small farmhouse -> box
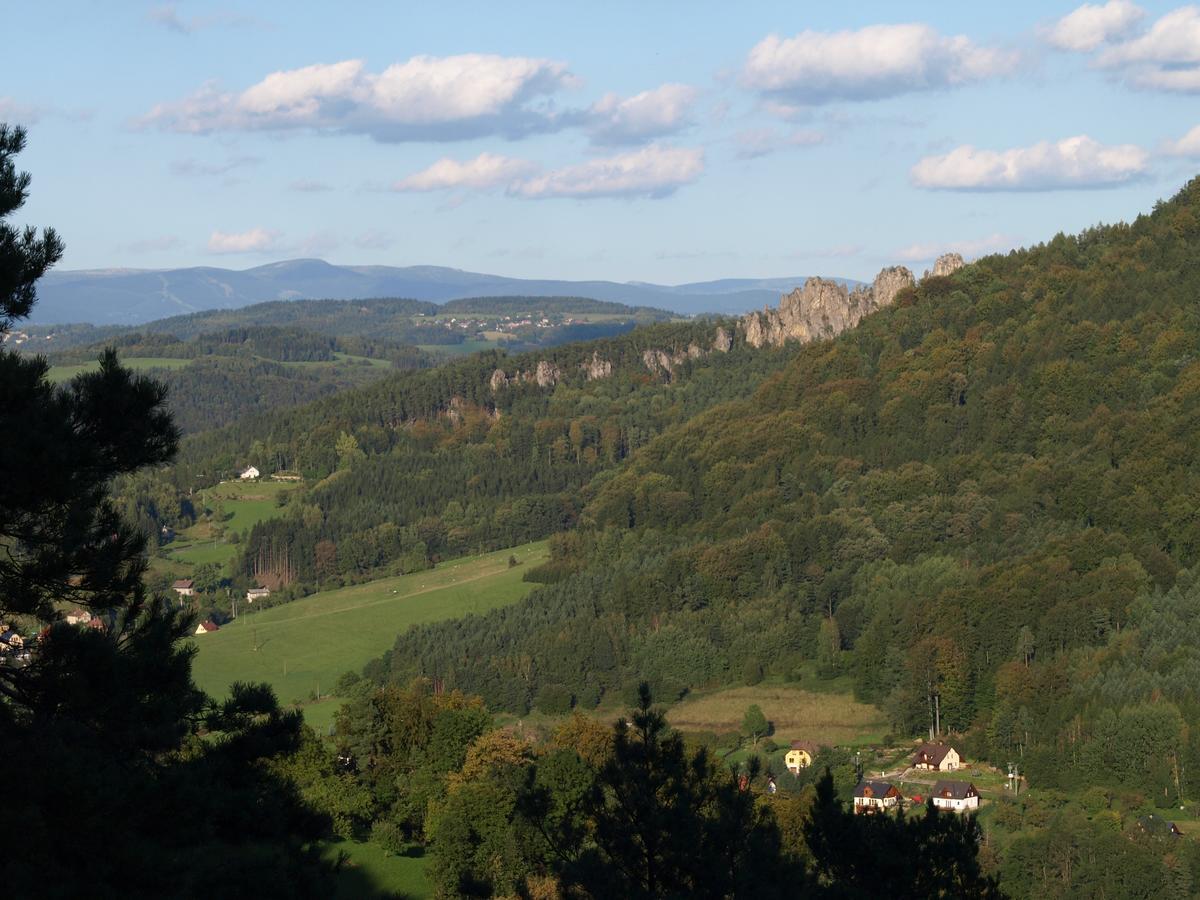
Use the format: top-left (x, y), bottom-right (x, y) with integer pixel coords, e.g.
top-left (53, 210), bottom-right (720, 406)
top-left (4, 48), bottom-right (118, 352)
top-left (172, 579), bottom-right (194, 598)
top-left (194, 620), bottom-right (220, 635)
top-left (785, 740), bottom-right (821, 774)
top-left (1136, 815), bottom-right (1184, 837)
top-left (239, 465), bottom-right (260, 480)
top-left (931, 780), bottom-right (979, 812)
top-left (65, 609), bottom-right (91, 626)
top-left (246, 586), bottom-right (271, 603)
top-left (853, 780), bottom-right (901, 814)
top-left (912, 742), bottom-right (961, 771)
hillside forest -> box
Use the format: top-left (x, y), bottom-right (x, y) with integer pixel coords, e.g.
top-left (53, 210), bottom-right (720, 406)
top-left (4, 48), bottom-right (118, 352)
top-left (11, 108), bottom-right (1200, 896)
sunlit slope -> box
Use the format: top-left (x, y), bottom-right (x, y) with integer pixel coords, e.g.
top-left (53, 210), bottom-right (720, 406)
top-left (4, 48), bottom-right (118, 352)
top-left (191, 541), bottom-right (547, 703)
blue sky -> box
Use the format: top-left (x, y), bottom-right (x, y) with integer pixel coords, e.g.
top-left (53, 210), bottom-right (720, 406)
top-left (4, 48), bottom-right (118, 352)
top-left (6, 1), bottom-right (1200, 283)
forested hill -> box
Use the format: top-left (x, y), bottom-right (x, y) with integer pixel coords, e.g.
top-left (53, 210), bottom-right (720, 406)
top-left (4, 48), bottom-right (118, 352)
top-left (373, 177), bottom-right (1200, 787)
top-left (125, 315), bottom-right (790, 586)
top-left (13, 294), bottom-right (674, 351)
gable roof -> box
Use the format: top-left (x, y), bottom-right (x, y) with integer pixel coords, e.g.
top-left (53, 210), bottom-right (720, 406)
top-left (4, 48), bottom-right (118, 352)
top-left (172, 579), bottom-right (194, 589)
top-left (932, 780), bottom-right (977, 800)
top-left (1136, 814), bottom-right (1183, 837)
top-left (913, 743), bottom-right (955, 765)
top-left (788, 740), bottom-right (822, 755)
top-left (198, 619), bottom-right (220, 632)
top-left (853, 779), bottom-right (899, 800)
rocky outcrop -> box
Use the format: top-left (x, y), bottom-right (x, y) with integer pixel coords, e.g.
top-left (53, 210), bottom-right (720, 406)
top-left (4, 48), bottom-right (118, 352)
top-left (924, 252), bottom-right (965, 280)
top-left (492, 326), bottom-right (737, 393)
top-left (489, 360), bottom-right (562, 391)
top-left (581, 351), bottom-right (613, 381)
top-left (712, 327), bottom-right (732, 353)
top-left (533, 360), bottom-right (560, 388)
top-left (740, 265), bottom-right (916, 350)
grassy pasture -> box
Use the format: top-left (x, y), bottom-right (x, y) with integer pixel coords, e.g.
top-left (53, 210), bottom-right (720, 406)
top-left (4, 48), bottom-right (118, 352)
top-left (45, 356), bottom-right (192, 382)
top-left (323, 839), bottom-right (431, 899)
top-left (190, 541), bottom-right (547, 703)
top-left (162, 480), bottom-right (295, 576)
top-left (666, 682), bottom-right (888, 747)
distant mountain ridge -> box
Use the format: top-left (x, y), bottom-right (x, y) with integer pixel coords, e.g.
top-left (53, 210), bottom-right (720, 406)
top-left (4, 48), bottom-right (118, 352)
top-left (34, 258), bottom-right (860, 325)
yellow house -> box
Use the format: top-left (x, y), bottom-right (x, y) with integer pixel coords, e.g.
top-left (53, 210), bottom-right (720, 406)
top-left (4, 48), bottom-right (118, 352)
top-left (785, 741), bottom-right (821, 774)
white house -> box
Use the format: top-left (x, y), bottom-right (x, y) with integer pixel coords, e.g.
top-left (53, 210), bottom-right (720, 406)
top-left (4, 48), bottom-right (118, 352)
top-left (912, 743), bottom-right (961, 772)
top-left (853, 780), bottom-right (901, 814)
top-left (246, 586), bottom-right (270, 603)
top-left (239, 466), bottom-right (260, 480)
top-left (194, 620), bottom-right (220, 636)
top-left (172, 578), bottom-right (195, 598)
top-left (931, 780), bottom-right (980, 813)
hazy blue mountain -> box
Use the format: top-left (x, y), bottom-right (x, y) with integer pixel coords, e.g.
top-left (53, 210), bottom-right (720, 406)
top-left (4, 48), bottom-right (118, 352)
top-left (33, 259), bottom-right (860, 324)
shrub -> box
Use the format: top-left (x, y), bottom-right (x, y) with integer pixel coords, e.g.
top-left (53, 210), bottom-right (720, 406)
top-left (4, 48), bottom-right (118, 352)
top-left (371, 820), bottom-right (407, 856)
top-left (535, 683), bottom-right (574, 715)
top-left (742, 657), bottom-right (764, 686)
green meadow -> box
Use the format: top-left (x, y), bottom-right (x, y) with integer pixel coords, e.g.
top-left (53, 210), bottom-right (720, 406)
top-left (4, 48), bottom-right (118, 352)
top-left (190, 541), bottom-right (548, 704)
top-left (45, 356), bottom-right (192, 382)
top-left (323, 839), bottom-right (431, 899)
top-left (163, 480), bottom-right (295, 574)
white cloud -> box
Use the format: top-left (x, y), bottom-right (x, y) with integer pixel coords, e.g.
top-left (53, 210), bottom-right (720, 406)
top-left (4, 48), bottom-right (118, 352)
top-left (1044, 1), bottom-right (1144, 51)
top-left (1096, 6), bottom-right (1200, 66)
top-left (1052, 6), bottom-right (1200, 93)
top-left (207, 227), bottom-right (282, 254)
top-left (1164, 123), bottom-right (1200, 156)
top-left (741, 24), bottom-right (1017, 105)
top-left (894, 233), bottom-right (1019, 263)
top-left (910, 135), bottom-right (1149, 191)
top-left (510, 144), bottom-right (704, 199)
top-left (140, 54), bottom-right (578, 141)
top-left (392, 153), bottom-right (536, 192)
top-left (735, 128), bottom-right (825, 159)
top-left (586, 83), bottom-right (698, 145)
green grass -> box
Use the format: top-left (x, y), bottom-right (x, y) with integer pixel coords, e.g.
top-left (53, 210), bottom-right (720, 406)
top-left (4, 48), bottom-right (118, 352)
top-left (323, 839), bottom-right (431, 899)
top-left (299, 698), bottom-right (345, 734)
top-left (206, 479), bottom-right (294, 534)
top-left (161, 481), bottom-right (296, 578)
top-left (190, 541), bottom-right (548, 703)
top-left (278, 352), bottom-right (393, 371)
top-left (168, 540), bottom-right (238, 567)
top-left (45, 356), bottom-right (192, 382)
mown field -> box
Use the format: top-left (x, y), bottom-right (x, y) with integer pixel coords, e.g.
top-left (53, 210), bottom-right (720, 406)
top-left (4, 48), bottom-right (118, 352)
top-left (191, 541), bottom-right (548, 704)
top-left (665, 682), bottom-right (888, 747)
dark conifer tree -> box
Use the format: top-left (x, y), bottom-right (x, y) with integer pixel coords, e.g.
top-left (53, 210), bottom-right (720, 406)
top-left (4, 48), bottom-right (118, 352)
top-left (0, 124), bottom-right (333, 897)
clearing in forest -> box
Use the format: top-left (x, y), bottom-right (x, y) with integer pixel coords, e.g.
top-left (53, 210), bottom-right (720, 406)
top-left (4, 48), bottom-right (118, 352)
top-left (666, 683), bottom-right (888, 747)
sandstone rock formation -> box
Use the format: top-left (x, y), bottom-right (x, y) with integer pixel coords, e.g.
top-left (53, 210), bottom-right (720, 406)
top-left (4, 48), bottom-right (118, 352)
top-left (581, 351), bottom-right (613, 381)
top-left (533, 360), bottom-right (560, 388)
top-left (924, 252), bottom-right (965, 280)
top-left (489, 360), bottom-right (562, 391)
top-left (740, 266), bottom-right (916, 350)
top-left (712, 327), bottom-right (733, 353)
